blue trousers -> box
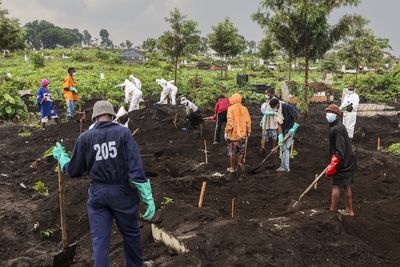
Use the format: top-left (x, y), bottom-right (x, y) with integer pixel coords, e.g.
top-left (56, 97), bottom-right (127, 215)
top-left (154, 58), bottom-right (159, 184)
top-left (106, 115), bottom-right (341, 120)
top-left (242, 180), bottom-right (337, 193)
top-left (67, 100), bottom-right (75, 118)
top-left (87, 184), bottom-right (143, 267)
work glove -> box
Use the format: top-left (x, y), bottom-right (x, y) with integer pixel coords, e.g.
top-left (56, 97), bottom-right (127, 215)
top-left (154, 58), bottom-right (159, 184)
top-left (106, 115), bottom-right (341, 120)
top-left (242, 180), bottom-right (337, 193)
top-left (263, 111), bottom-right (276, 116)
top-left (326, 155), bottom-right (341, 177)
top-left (131, 179), bottom-right (156, 221)
top-left (345, 103), bottom-right (353, 112)
top-left (247, 132), bottom-right (251, 137)
top-left (70, 87), bottom-right (78, 94)
top-left (210, 115), bottom-right (216, 122)
top-left (288, 122), bottom-right (300, 137)
top-left (259, 115), bottom-right (266, 127)
top-left (52, 142), bottom-right (71, 172)
top-left (278, 133), bottom-right (284, 145)
top-left (224, 132), bottom-right (228, 140)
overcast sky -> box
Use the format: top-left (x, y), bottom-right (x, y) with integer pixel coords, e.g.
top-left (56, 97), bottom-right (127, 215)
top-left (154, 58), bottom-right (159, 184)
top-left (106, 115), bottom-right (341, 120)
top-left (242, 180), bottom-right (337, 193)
top-left (3, 0), bottom-right (399, 55)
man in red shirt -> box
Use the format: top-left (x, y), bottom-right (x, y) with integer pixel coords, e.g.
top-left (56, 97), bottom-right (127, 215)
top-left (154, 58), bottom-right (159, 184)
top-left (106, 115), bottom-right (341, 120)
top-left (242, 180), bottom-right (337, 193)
top-left (211, 95), bottom-right (230, 144)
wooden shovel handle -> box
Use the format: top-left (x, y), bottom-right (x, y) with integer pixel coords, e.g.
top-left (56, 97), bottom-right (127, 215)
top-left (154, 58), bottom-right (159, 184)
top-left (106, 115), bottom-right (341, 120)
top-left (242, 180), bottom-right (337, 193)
top-left (297, 167), bottom-right (328, 202)
top-left (57, 164), bottom-right (68, 248)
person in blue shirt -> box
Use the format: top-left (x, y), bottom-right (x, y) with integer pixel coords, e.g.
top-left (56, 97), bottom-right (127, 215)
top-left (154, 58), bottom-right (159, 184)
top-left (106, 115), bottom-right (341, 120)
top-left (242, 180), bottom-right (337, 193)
top-left (52, 100), bottom-right (155, 267)
top-left (269, 98), bottom-right (300, 172)
top-left (36, 79), bottom-right (59, 129)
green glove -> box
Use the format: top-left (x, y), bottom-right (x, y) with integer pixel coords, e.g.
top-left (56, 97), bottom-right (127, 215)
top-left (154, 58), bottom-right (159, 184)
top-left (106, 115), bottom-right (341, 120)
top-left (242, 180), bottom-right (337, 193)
top-left (278, 133), bottom-right (284, 145)
top-left (132, 179), bottom-right (155, 221)
top-left (288, 122), bottom-right (300, 137)
top-left (263, 111), bottom-right (275, 116)
top-left (70, 87), bottom-right (78, 94)
top-left (259, 115), bottom-right (266, 127)
top-left (52, 142), bottom-right (71, 172)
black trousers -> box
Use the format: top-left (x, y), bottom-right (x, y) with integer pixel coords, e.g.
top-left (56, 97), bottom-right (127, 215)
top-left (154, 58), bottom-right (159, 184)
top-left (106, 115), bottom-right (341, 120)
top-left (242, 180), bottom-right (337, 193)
top-left (214, 111), bottom-right (227, 142)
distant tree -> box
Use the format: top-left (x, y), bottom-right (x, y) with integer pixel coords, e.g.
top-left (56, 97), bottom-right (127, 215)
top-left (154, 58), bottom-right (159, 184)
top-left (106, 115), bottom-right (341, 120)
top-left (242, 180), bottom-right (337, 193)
top-left (247, 40), bottom-right (257, 54)
top-left (208, 17), bottom-right (246, 78)
top-left (0, 1), bottom-right (24, 50)
top-left (83, 30), bottom-right (92, 46)
top-left (258, 35), bottom-right (275, 61)
top-left (337, 21), bottom-right (390, 79)
top-left (200, 36), bottom-right (208, 53)
top-left (99, 29), bottom-right (113, 49)
top-left (253, 0), bottom-right (363, 113)
top-left (24, 20), bottom-right (83, 49)
top-left (125, 40), bottom-right (133, 49)
top-left (120, 42), bottom-right (126, 48)
top-left (158, 8), bottom-right (201, 85)
top-left (142, 37), bottom-right (157, 52)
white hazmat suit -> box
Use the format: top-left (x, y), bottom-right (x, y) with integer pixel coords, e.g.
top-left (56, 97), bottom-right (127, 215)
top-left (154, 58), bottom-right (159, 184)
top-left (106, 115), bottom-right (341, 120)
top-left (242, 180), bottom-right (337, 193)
top-left (155, 78), bottom-right (178, 105)
top-left (116, 79), bottom-right (143, 112)
top-left (340, 90), bottom-right (360, 139)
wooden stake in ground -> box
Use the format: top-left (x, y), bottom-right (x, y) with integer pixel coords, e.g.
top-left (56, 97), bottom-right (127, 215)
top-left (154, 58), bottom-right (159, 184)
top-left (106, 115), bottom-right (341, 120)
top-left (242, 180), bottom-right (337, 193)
top-left (200, 124), bottom-right (203, 139)
top-left (198, 181), bottom-right (207, 208)
top-left (57, 164), bottom-right (68, 247)
top-left (231, 198), bottom-right (235, 218)
top-left (132, 128), bottom-right (139, 136)
top-left (290, 142), bottom-right (295, 158)
top-left (173, 114), bottom-right (178, 129)
top-left (204, 139), bottom-right (208, 164)
top-left (377, 137), bottom-right (381, 150)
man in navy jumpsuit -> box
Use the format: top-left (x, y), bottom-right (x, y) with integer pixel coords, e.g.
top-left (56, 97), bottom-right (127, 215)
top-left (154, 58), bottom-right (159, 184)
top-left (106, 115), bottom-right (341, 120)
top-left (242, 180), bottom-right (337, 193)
top-left (53, 101), bottom-right (155, 267)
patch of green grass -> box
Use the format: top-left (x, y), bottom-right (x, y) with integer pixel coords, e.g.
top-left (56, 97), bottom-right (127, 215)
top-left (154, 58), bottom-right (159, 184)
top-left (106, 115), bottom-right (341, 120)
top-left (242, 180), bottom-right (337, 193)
top-left (40, 228), bottom-right (55, 238)
top-left (18, 129), bottom-right (32, 137)
top-left (385, 143), bottom-right (400, 157)
top-left (32, 181), bottom-right (49, 196)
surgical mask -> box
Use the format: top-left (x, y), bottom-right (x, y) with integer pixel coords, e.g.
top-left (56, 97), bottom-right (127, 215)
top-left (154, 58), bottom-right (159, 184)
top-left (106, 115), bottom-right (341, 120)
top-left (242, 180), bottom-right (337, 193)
top-left (326, 113), bottom-right (337, 123)
top-left (72, 72), bottom-right (77, 76)
top-left (348, 90), bottom-right (354, 95)
top-left (266, 95), bottom-right (272, 100)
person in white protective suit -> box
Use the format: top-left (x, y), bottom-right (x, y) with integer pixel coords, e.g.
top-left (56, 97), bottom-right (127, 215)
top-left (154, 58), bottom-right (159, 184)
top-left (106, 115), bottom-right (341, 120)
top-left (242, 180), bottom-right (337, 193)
top-left (116, 78), bottom-right (143, 112)
top-left (166, 80), bottom-right (178, 105)
top-left (129, 75), bottom-right (144, 103)
top-left (180, 97), bottom-right (202, 129)
top-left (155, 79), bottom-right (170, 104)
top-left (340, 86), bottom-right (360, 140)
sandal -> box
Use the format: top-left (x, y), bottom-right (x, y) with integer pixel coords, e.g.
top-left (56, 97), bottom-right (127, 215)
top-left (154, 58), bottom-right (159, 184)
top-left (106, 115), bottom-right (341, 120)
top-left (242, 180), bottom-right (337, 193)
top-left (338, 209), bottom-right (355, 217)
top-left (226, 167), bottom-right (235, 174)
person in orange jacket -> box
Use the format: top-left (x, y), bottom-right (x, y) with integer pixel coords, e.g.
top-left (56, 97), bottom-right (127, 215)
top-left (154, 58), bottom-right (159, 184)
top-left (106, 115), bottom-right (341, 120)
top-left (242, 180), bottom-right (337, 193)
top-left (224, 93), bottom-right (251, 174)
top-left (63, 67), bottom-right (79, 121)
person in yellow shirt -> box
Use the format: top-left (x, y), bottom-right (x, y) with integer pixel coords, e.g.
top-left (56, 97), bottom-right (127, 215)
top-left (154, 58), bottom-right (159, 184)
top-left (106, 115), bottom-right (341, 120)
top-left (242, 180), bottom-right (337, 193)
top-left (224, 93), bottom-right (251, 174)
top-left (63, 67), bottom-right (79, 121)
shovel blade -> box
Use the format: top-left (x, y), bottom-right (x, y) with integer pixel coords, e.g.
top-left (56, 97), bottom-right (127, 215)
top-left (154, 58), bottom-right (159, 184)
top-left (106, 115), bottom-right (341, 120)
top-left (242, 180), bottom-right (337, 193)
top-left (53, 242), bottom-right (77, 267)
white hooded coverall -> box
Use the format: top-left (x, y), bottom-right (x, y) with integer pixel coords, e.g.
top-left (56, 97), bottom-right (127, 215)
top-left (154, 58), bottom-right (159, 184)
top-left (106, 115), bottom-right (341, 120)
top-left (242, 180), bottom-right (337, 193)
top-left (117, 79), bottom-right (143, 112)
top-left (340, 91), bottom-right (360, 139)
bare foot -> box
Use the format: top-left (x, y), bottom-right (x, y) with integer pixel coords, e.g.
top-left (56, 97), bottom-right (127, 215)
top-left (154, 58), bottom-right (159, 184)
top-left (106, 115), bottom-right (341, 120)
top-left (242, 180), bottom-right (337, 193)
top-left (338, 209), bottom-right (355, 216)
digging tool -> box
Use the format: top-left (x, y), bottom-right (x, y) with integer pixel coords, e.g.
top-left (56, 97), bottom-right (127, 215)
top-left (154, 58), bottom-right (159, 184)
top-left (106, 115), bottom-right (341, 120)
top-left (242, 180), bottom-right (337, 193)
top-left (132, 128), bottom-right (139, 136)
top-left (250, 135), bottom-right (290, 174)
top-left (197, 181), bottom-right (207, 208)
top-left (141, 151), bottom-right (164, 158)
top-left (289, 167), bottom-right (329, 210)
top-left (54, 164), bottom-right (77, 266)
top-left (78, 111), bottom-right (86, 134)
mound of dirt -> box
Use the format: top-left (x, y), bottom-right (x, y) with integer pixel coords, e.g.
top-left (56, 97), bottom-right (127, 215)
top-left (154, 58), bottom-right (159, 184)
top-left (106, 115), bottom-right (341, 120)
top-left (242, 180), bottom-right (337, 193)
top-left (0, 99), bottom-right (399, 266)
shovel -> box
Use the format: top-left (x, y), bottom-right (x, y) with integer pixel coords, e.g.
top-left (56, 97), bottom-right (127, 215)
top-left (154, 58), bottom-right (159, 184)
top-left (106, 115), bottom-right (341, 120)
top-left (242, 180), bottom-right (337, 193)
top-left (250, 135), bottom-right (290, 174)
top-left (288, 166), bottom-right (328, 211)
top-left (54, 164), bottom-right (77, 266)
top-left (141, 151), bottom-right (164, 158)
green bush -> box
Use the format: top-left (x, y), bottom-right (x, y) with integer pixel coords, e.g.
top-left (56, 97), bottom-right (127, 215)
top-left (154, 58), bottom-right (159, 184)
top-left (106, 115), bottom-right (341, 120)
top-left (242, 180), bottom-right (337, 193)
top-left (31, 54), bottom-right (45, 68)
top-left (385, 143), bottom-right (400, 157)
top-left (95, 51), bottom-right (110, 60)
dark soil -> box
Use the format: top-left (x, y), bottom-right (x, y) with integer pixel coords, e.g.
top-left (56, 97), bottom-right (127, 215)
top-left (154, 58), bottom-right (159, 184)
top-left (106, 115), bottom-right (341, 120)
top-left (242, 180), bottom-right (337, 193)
top-left (1, 98), bottom-right (400, 267)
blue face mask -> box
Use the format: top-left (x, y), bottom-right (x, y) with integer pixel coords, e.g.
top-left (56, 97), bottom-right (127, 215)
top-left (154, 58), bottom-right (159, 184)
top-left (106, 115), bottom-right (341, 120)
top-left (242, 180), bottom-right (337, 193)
top-left (326, 113), bottom-right (337, 123)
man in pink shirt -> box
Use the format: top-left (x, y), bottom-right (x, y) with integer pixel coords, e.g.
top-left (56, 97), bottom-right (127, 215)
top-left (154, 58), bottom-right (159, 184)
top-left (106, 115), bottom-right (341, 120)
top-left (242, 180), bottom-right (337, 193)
top-left (211, 95), bottom-right (230, 144)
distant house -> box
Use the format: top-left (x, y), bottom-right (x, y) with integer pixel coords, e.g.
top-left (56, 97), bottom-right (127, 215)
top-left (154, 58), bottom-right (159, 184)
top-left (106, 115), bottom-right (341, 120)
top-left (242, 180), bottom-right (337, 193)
top-left (120, 49), bottom-right (146, 63)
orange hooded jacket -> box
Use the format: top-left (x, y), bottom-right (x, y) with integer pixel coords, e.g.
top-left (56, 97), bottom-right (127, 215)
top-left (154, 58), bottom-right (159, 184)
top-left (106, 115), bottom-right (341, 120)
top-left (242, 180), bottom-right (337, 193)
top-left (225, 93), bottom-right (251, 141)
top-left (62, 74), bottom-right (79, 101)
